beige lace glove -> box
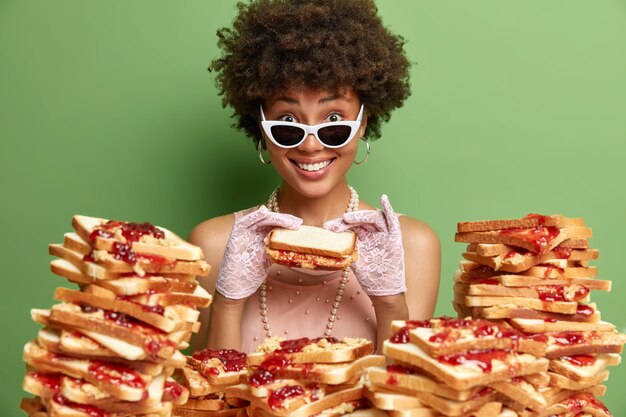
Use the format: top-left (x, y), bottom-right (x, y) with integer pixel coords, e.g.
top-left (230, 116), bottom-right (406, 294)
top-left (324, 195), bottom-right (406, 296)
top-left (216, 206), bottom-right (302, 299)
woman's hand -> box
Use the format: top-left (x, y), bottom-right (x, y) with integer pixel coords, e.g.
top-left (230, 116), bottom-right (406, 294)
top-left (216, 206), bottom-right (302, 299)
top-left (324, 195), bottom-right (406, 296)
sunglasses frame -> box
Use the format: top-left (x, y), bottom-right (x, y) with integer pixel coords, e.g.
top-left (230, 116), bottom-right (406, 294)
top-left (260, 104), bottom-right (365, 149)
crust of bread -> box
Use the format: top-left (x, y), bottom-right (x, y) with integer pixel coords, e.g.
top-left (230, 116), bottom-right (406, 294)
top-left (454, 303), bottom-right (601, 323)
top-left (462, 248), bottom-right (599, 273)
top-left (453, 270), bottom-right (611, 291)
top-left (393, 322), bottom-right (547, 357)
top-left (457, 215), bottom-right (585, 233)
top-left (23, 340), bottom-right (152, 402)
top-left (54, 287), bottom-right (195, 333)
top-left (538, 391), bottom-right (611, 417)
top-left (455, 227), bottom-right (592, 254)
top-left (73, 214), bottom-right (204, 261)
top-left (544, 331), bottom-right (626, 359)
top-left (51, 258), bottom-right (198, 295)
top-left (548, 353), bottom-right (621, 381)
top-left (366, 366), bottom-right (482, 401)
top-left (454, 282), bottom-right (591, 304)
top-left (548, 370), bottom-right (609, 390)
top-left (186, 358), bottom-right (248, 386)
top-left (268, 226), bottom-right (356, 258)
top-left (254, 355), bottom-right (385, 385)
top-left (173, 407), bottom-right (248, 417)
top-left (266, 247), bottom-right (357, 270)
top-left (366, 383), bottom-right (497, 417)
top-left (235, 383), bottom-right (364, 417)
top-left (382, 341), bottom-right (549, 390)
top-left (489, 378), bottom-right (546, 412)
top-left (47, 303), bottom-right (187, 361)
top-left (455, 294), bottom-right (578, 315)
top-left (467, 239), bottom-right (589, 257)
top-left (249, 338), bottom-right (374, 366)
top-left (63, 233), bottom-right (210, 276)
top-left (509, 318), bottom-right (615, 333)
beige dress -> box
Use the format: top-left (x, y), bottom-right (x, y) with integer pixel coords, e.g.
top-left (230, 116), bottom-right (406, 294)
top-left (235, 209), bottom-right (377, 353)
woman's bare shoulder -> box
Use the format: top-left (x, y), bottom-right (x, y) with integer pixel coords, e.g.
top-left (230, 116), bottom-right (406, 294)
top-left (188, 213), bottom-right (236, 256)
top-left (398, 216), bottom-right (440, 250)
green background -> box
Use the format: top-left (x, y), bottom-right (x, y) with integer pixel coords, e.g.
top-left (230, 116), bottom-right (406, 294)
top-left (1, 0), bottom-right (625, 414)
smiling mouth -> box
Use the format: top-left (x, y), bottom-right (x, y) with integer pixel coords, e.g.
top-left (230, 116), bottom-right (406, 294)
top-left (292, 159), bottom-right (335, 172)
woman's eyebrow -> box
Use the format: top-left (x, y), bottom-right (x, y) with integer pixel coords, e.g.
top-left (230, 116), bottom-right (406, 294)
top-left (319, 94), bottom-right (351, 104)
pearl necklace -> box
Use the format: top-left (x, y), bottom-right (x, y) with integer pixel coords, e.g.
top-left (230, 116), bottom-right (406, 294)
top-left (261, 185), bottom-right (359, 338)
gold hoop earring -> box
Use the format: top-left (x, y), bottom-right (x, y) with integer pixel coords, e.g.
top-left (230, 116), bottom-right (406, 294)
top-left (257, 140), bottom-right (271, 165)
top-left (354, 138), bottom-right (370, 165)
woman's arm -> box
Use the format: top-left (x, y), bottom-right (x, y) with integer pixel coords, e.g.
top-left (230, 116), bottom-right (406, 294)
top-left (187, 213), bottom-right (238, 352)
top-left (400, 216), bottom-right (441, 320)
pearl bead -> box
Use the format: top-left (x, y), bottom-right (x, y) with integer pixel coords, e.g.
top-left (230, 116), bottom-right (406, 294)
top-left (356, 290), bottom-right (361, 295)
top-left (288, 299), bottom-right (293, 304)
top-left (331, 308), bottom-right (338, 315)
top-left (298, 278), bottom-right (303, 283)
top-left (305, 310), bottom-right (309, 315)
top-left (276, 270), bottom-right (281, 275)
top-left (316, 297), bottom-right (320, 302)
top-left (337, 315), bottom-right (341, 320)
top-left (254, 336), bottom-right (258, 341)
top-left (295, 291), bottom-right (300, 295)
top-left (323, 280), bottom-right (328, 285)
top-left (284, 330), bottom-right (289, 335)
top-left (365, 317), bottom-right (370, 322)
top-left (326, 299), bottom-right (330, 303)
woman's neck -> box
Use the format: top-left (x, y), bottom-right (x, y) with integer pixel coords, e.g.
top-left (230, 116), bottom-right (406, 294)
top-left (275, 181), bottom-right (354, 227)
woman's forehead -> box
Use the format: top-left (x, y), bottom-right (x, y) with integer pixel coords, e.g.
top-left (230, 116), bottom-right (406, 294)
top-left (265, 87), bottom-right (358, 107)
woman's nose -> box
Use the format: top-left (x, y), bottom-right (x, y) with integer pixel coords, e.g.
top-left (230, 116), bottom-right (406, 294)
top-left (297, 133), bottom-right (324, 152)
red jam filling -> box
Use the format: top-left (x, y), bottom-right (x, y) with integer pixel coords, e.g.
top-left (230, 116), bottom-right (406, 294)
top-left (192, 349), bottom-right (247, 373)
top-left (577, 304), bottom-right (594, 316)
top-left (145, 338), bottom-right (176, 358)
top-left (438, 349), bottom-right (510, 373)
top-left (404, 320), bottom-right (432, 328)
top-left (112, 242), bottom-right (137, 264)
top-left (524, 213), bottom-right (549, 226)
top-left (268, 385), bottom-right (305, 410)
top-left (163, 380), bottom-right (185, 399)
top-left (544, 317), bottom-right (558, 323)
top-left (276, 337), bottom-right (338, 354)
top-left (553, 246), bottom-right (573, 259)
top-left (475, 278), bottom-right (500, 285)
top-left (115, 295), bottom-right (165, 315)
top-left (387, 364), bottom-right (418, 375)
top-left (28, 372), bottom-right (61, 391)
top-left (500, 226), bottom-right (560, 254)
top-left (537, 285), bottom-right (589, 302)
top-left (90, 220), bottom-right (164, 243)
top-left (552, 332), bottom-right (585, 346)
top-left (563, 355), bottom-right (597, 367)
top-left (87, 361), bottom-right (146, 389)
top-left (565, 392), bottom-right (611, 415)
top-left (249, 370), bottom-right (276, 387)
top-left (504, 250), bottom-right (517, 259)
top-left (53, 394), bottom-right (109, 417)
top-left (390, 327), bottom-right (410, 344)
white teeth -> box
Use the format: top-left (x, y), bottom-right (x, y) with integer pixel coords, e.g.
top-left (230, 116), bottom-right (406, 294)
top-left (296, 160), bottom-right (332, 172)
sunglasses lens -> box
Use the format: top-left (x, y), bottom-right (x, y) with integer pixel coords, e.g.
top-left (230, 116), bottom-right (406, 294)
top-left (271, 125), bottom-right (305, 147)
top-left (318, 125), bottom-right (352, 147)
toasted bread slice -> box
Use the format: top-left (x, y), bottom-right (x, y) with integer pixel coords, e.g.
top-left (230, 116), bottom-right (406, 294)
top-left (548, 353), bottom-right (621, 381)
top-left (268, 225), bottom-right (356, 258)
top-left (229, 383), bottom-right (363, 417)
top-left (63, 232), bottom-right (210, 276)
top-left (366, 365), bottom-right (482, 401)
top-left (548, 370), bottom-right (609, 390)
top-left (382, 340), bottom-right (548, 390)
top-left (73, 214), bottom-right (204, 261)
top-left (453, 270), bottom-right (611, 291)
top-left (454, 282), bottom-right (591, 303)
top-left (509, 318), bottom-right (615, 333)
top-left (390, 318), bottom-right (546, 357)
top-left (187, 349), bottom-right (248, 385)
top-left (489, 377), bottom-right (546, 412)
top-left (366, 383), bottom-right (497, 417)
top-left (462, 248), bottom-right (598, 273)
top-left (456, 294), bottom-right (578, 315)
top-left (174, 366), bottom-right (230, 398)
top-left (457, 303), bottom-right (601, 323)
top-left (249, 337), bottom-right (374, 365)
top-left (47, 303), bottom-right (188, 361)
top-left (544, 331), bottom-right (626, 358)
top-left (455, 227), bottom-right (592, 254)
top-left (51, 258), bottom-right (198, 295)
top-left (54, 287), bottom-right (195, 333)
top-left (251, 355), bottom-right (385, 385)
top-left (24, 340), bottom-right (153, 402)
top-left (539, 391), bottom-right (611, 417)
top-left (457, 215), bottom-right (585, 233)
top-left (173, 407), bottom-right (248, 417)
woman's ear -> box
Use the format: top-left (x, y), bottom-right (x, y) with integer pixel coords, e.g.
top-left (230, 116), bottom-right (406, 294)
top-left (358, 113), bottom-right (368, 138)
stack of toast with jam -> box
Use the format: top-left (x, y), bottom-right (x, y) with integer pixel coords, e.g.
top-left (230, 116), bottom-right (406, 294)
top-left (226, 336), bottom-right (385, 417)
top-left (451, 214), bottom-right (625, 416)
top-left (20, 215), bottom-right (212, 417)
top-left (173, 349), bottom-right (249, 417)
top-left (366, 317), bottom-right (549, 417)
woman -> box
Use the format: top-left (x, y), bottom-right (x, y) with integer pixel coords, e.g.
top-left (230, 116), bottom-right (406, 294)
top-left (189, 0), bottom-right (440, 353)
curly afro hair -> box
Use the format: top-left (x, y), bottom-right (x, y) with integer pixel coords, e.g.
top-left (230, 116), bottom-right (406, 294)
top-left (210, 0), bottom-right (411, 143)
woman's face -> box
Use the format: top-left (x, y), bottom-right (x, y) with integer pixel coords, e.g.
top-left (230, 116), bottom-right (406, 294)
top-left (261, 88), bottom-right (366, 198)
